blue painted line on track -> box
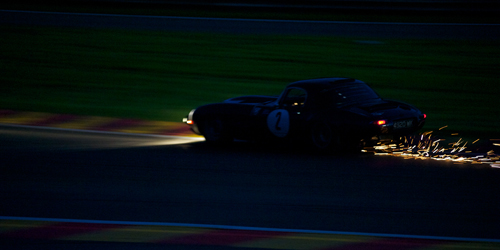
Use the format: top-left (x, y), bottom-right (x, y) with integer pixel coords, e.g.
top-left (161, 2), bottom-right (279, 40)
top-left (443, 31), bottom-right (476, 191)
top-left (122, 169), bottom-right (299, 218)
top-left (2, 216), bottom-right (499, 243)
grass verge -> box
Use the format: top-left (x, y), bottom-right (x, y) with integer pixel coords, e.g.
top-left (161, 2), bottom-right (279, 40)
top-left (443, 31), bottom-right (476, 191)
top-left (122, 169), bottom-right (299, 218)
top-left (0, 25), bottom-right (499, 138)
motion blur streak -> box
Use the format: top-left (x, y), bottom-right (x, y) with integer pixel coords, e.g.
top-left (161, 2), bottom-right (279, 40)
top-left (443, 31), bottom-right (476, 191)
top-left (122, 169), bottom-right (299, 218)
top-left (0, 124), bottom-right (203, 151)
top-left (136, 136), bottom-right (204, 147)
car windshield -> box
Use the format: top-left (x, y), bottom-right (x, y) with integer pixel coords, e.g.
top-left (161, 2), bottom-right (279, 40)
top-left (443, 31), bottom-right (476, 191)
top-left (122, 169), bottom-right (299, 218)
top-left (322, 83), bottom-right (380, 105)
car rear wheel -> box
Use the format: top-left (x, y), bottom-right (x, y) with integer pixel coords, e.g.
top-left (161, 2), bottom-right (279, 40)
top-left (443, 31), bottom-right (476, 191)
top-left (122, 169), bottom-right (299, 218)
top-left (201, 118), bottom-right (232, 144)
top-left (310, 121), bottom-right (337, 150)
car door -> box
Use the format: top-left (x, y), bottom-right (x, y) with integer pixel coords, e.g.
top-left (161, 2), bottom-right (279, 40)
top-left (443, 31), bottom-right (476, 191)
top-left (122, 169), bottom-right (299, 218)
top-left (266, 87), bottom-right (308, 138)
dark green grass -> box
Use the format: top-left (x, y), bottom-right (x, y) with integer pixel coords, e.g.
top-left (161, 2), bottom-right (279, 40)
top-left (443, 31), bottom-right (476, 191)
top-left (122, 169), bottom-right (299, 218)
top-left (1, 25), bottom-right (499, 138)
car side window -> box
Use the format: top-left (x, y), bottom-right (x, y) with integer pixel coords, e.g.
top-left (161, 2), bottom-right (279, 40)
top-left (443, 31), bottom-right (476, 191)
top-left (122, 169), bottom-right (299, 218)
top-left (282, 88), bottom-right (307, 108)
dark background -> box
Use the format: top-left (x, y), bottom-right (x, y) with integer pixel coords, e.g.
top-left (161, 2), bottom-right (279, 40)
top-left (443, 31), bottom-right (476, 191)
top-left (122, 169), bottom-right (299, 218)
top-left (3, 0), bottom-right (500, 23)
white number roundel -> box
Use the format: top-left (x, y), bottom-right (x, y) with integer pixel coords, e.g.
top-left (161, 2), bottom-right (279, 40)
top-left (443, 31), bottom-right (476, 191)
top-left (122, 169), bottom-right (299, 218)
top-left (267, 109), bottom-right (289, 138)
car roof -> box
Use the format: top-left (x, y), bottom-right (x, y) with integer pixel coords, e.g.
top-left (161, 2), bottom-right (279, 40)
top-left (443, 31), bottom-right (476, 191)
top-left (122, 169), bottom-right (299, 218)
top-left (286, 78), bottom-right (365, 91)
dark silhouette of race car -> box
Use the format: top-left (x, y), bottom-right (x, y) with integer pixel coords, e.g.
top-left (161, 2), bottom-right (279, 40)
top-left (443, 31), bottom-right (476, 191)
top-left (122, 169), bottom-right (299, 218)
top-left (183, 78), bottom-right (426, 151)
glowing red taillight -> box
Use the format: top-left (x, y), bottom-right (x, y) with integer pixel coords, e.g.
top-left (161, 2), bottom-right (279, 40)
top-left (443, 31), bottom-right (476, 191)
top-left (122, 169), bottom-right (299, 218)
top-left (377, 120), bottom-right (386, 125)
top-left (423, 114), bottom-right (427, 119)
top-left (186, 120), bottom-right (194, 125)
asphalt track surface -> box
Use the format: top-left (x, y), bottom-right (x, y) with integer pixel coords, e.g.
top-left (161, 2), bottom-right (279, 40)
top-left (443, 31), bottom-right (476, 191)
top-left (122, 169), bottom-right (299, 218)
top-left (1, 10), bottom-right (500, 249)
top-left (1, 9), bottom-right (500, 39)
top-left (1, 125), bottom-right (499, 240)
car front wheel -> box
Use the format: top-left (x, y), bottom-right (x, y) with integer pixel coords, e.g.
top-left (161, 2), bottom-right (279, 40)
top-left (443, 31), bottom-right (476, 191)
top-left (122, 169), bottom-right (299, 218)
top-left (201, 118), bottom-right (232, 144)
